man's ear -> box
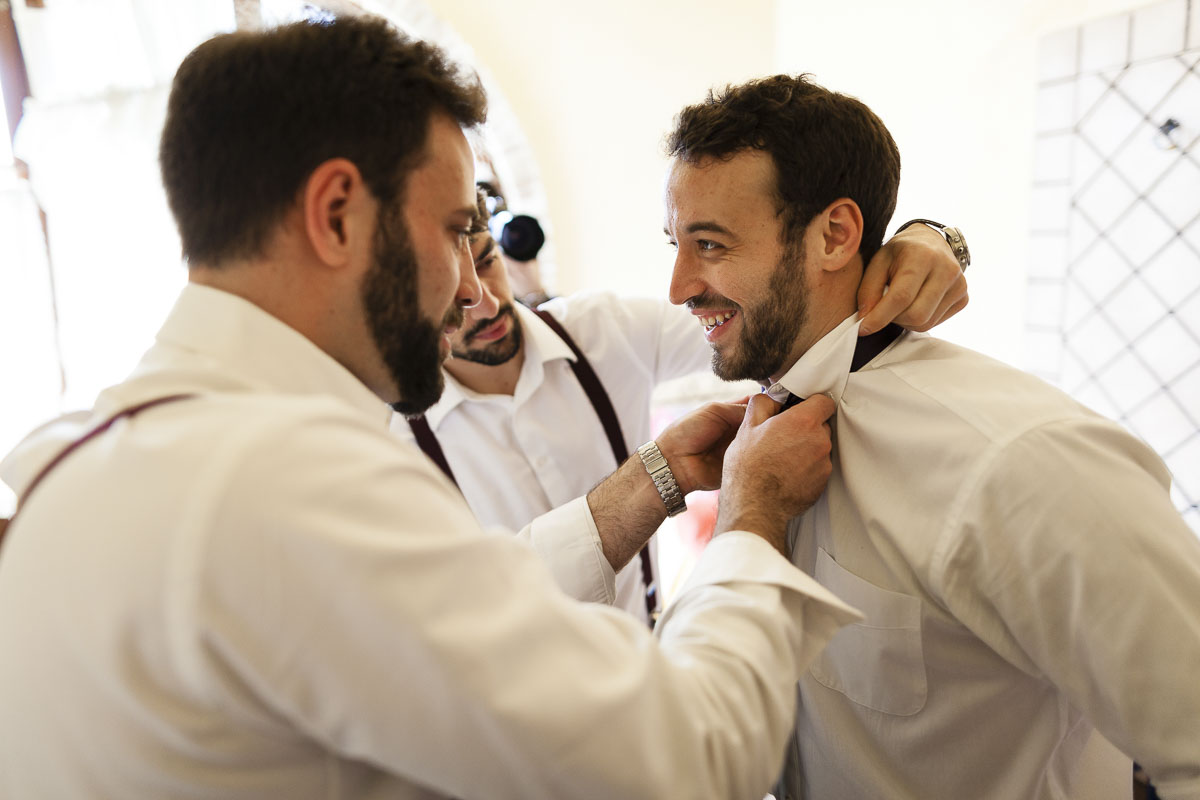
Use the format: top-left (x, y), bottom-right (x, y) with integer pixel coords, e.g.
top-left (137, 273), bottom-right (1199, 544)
top-left (817, 198), bottom-right (864, 273)
top-left (302, 157), bottom-right (373, 269)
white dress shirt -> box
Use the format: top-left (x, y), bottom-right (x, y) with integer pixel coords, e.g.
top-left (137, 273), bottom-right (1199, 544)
top-left (766, 314), bottom-right (1200, 800)
top-left (393, 293), bottom-right (711, 622)
top-left (0, 283), bottom-right (860, 800)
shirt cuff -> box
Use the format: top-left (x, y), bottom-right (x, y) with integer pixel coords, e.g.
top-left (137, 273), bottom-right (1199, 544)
top-left (516, 496), bottom-right (616, 605)
top-left (666, 531), bottom-right (863, 629)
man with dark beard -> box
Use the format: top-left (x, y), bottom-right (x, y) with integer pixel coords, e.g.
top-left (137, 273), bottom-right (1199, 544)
top-left (397, 189), bottom-right (970, 624)
top-left (0, 17), bottom-right (873, 800)
top-left (665, 74), bottom-right (1200, 800)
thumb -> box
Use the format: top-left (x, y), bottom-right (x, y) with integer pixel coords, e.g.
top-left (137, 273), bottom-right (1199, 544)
top-left (743, 393), bottom-right (782, 428)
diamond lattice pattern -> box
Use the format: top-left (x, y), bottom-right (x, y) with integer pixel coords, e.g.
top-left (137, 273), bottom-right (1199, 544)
top-left (1029, 8), bottom-right (1200, 533)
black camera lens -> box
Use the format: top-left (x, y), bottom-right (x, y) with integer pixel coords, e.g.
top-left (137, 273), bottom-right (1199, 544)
top-left (498, 214), bottom-right (545, 262)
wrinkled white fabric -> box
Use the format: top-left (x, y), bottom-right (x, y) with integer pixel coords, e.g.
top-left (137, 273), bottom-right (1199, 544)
top-left (772, 315), bottom-right (1200, 800)
top-left (0, 283), bottom-right (862, 800)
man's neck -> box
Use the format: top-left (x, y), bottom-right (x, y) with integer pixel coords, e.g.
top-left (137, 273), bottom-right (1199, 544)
top-left (443, 343), bottom-right (526, 397)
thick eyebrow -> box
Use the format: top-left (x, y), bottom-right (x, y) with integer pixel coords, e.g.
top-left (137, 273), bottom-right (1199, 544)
top-left (474, 236), bottom-right (496, 263)
top-left (663, 221), bottom-right (737, 238)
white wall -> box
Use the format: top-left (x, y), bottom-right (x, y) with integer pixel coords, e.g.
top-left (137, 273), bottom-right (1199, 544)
top-left (423, 0), bottom-right (776, 300)
top-left (428, 0), bottom-right (1162, 366)
top-left (775, 0), bottom-right (1162, 364)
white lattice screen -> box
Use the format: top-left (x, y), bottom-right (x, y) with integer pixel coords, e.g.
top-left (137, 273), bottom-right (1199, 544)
top-left (1027, 0), bottom-right (1200, 533)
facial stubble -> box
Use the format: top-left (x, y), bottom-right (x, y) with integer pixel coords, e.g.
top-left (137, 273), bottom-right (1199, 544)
top-left (710, 248), bottom-right (809, 382)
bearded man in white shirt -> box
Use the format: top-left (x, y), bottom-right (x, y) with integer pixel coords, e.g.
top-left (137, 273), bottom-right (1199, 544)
top-left (0, 20), bottom-right (875, 799)
top-left (397, 188), bottom-right (969, 624)
top-left (663, 74), bottom-right (1200, 800)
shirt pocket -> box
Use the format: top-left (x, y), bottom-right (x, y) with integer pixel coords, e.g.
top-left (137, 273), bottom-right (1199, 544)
top-left (808, 547), bottom-right (927, 716)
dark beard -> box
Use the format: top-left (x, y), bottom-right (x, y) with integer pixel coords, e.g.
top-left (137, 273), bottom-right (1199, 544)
top-left (361, 202), bottom-right (458, 417)
top-left (709, 249), bottom-right (808, 382)
top-left (451, 304), bottom-right (523, 366)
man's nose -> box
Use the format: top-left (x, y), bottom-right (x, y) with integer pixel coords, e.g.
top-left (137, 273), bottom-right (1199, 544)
top-left (471, 278), bottom-right (501, 320)
top-left (668, 250), bottom-right (703, 307)
top-left (456, 248), bottom-right (482, 309)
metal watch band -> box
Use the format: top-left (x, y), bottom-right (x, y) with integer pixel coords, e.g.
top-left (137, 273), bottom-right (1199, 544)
top-left (894, 218), bottom-right (971, 271)
top-left (637, 441), bottom-right (687, 517)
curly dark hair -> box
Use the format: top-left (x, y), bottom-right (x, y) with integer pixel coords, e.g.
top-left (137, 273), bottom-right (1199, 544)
top-left (666, 74), bottom-right (899, 264)
top-left (159, 15), bottom-right (487, 266)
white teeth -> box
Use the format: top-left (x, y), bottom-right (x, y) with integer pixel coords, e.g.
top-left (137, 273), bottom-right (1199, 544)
top-left (700, 311), bottom-right (735, 330)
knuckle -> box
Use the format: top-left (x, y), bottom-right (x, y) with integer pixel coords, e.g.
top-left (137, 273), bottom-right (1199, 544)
top-left (885, 284), bottom-right (916, 307)
top-left (908, 298), bottom-right (938, 322)
top-left (905, 313), bottom-right (936, 332)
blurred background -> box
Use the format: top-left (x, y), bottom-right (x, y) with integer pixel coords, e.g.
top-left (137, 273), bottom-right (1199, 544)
top-left (1, 0), bottom-right (1196, 546)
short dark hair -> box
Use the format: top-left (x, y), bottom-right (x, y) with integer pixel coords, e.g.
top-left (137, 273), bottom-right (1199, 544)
top-left (160, 15), bottom-right (487, 266)
top-left (666, 74), bottom-right (899, 264)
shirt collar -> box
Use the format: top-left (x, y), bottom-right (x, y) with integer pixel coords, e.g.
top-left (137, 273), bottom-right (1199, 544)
top-left (139, 283), bottom-right (390, 424)
top-left (762, 313), bottom-right (862, 405)
top-left (423, 303), bottom-right (576, 429)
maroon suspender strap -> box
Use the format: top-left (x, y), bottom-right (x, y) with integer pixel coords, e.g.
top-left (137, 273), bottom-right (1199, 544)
top-left (531, 310), bottom-right (631, 467)
top-left (406, 415), bottom-right (460, 491)
top-left (1, 393), bottom-right (197, 552)
top-left (532, 309), bottom-right (658, 621)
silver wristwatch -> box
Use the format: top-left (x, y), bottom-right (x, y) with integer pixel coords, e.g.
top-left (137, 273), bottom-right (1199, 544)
top-left (895, 218), bottom-right (970, 271)
top-left (637, 441), bottom-right (687, 517)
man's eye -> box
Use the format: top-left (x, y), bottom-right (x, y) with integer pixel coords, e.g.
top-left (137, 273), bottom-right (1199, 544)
top-left (666, 240), bottom-right (678, 250)
top-left (698, 240), bottom-right (720, 252)
top-left (475, 254), bottom-right (498, 270)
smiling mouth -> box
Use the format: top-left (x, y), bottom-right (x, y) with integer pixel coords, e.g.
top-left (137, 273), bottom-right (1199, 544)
top-left (698, 311), bottom-right (736, 332)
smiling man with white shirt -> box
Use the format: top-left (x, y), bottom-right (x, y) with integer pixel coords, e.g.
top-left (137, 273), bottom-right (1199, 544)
top-left (397, 189), bottom-right (969, 625)
top-left (664, 74), bottom-right (1200, 799)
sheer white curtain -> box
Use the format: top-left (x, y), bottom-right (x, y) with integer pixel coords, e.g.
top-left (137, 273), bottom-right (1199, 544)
top-left (0, 168), bottom-right (61, 512)
top-left (0, 1), bottom-right (234, 513)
